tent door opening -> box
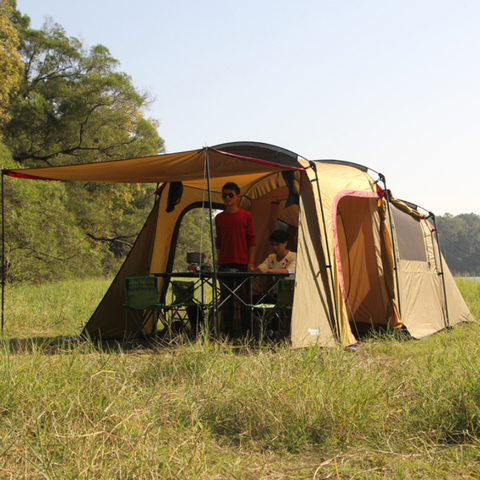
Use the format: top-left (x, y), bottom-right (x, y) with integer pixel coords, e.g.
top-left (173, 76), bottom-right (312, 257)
top-left (335, 195), bottom-right (392, 337)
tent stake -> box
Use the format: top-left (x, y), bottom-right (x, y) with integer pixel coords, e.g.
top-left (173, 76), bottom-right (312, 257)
top-left (309, 162), bottom-right (342, 343)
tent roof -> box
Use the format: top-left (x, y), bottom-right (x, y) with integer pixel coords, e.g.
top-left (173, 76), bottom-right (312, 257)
top-left (314, 159), bottom-right (371, 173)
top-left (212, 141), bottom-right (302, 167)
top-left (3, 146), bottom-right (304, 185)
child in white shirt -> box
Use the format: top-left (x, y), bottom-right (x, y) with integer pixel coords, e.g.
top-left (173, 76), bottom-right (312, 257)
top-left (255, 230), bottom-right (296, 278)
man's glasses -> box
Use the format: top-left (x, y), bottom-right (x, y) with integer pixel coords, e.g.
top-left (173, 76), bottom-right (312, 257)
top-left (222, 192), bottom-right (235, 199)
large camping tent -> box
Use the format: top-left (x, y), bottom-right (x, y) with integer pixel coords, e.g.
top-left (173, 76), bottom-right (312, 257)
top-left (3, 142), bottom-right (473, 347)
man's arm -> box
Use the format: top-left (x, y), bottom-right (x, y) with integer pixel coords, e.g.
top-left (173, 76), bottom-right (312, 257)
top-left (247, 245), bottom-right (256, 272)
top-left (246, 212), bottom-right (256, 272)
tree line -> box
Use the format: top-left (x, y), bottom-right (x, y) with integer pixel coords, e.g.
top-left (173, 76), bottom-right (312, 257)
top-left (436, 213), bottom-right (480, 276)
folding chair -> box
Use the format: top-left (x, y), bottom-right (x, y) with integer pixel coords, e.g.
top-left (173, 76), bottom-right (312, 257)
top-left (248, 279), bottom-right (295, 341)
top-left (123, 276), bottom-right (182, 347)
top-left (170, 280), bottom-right (204, 337)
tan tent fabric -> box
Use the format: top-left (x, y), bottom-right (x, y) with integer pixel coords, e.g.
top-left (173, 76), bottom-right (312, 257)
top-left (443, 258), bottom-right (474, 326)
top-left (84, 200), bottom-right (161, 339)
top-left (390, 197), bottom-right (426, 221)
top-left (6, 148), bottom-right (300, 184)
top-left (4, 143), bottom-right (472, 347)
top-left (310, 164), bottom-right (381, 346)
top-left (292, 173), bottom-right (337, 347)
top-left (379, 200), bottom-right (403, 329)
top-left (149, 185), bottom-right (207, 277)
top-left (391, 204), bottom-right (472, 337)
top-left (396, 260), bottom-right (447, 337)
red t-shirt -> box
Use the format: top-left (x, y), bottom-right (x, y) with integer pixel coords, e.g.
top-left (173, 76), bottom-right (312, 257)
top-left (215, 208), bottom-right (256, 265)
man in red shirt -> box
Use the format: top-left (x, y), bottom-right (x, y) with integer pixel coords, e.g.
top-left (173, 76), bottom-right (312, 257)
top-left (215, 182), bottom-right (256, 337)
top-left (215, 182), bottom-right (256, 270)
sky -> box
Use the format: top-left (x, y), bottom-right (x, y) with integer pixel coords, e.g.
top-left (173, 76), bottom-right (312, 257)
top-left (16, 0), bottom-right (480, 215)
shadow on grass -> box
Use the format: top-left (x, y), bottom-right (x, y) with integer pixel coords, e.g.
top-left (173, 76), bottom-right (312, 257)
top-left (0, 328), bottom-right (412, 355)
top-left (7, 322), bottom-right (464, 356)
top-left (0, 335), bottom-right (127, 354)
top-left (0, 333), bottom-right (265, 355)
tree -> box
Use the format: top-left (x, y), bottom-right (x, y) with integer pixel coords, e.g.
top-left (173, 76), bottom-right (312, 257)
top-left (1, 144), bottom-right (104, 283)
top-left (4, 11), bottom-right (163, 166)
top-left (0, 5), bottom-right (165, 283)
top-left (0, 0), bottom-right (22, 127)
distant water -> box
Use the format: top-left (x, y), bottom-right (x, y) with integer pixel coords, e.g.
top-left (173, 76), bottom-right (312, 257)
top-left (460, 277), bottom-right (480, 281)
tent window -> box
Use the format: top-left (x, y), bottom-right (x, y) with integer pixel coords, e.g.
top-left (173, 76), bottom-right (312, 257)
top-left (173, 207), bottom-right (216, 272)
top-left (391, 206), bottom-right (427, 262)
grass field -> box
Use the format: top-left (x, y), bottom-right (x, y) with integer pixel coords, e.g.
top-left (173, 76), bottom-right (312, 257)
top-left (0, 278), bottom-right (479, 479)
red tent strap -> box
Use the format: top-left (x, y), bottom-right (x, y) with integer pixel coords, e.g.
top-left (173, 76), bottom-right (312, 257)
top-left (377, 186), bottom-right (392, 198)
top-left (2, 170), bottom-right (58, 181)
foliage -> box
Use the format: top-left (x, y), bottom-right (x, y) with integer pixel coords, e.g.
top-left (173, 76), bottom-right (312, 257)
top-left (0, 145), bottom-right (106, 282)
top-left (4, 7), bottom-right (163, 166)
top-left (437, 213), bottom-right (480, 275)
top-left (0, 278), bottom-right (479, 478)
top-left (0, 4), bottom-right (165, 284)
top-left (0, 0), bottom-right (22, 127)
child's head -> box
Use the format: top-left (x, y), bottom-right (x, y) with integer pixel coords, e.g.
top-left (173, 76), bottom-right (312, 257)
top-left (269, 230), bottom-right (289, 255)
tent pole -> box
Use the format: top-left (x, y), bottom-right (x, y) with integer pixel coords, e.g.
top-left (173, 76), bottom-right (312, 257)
top-left (378, 174), bottom-right (403, 322)
top-left (1, 169), bottom-right (4, 339)
top-left (309, 162), bottom-right (342, 343)
top-left (428, 212), bottom-right (450, 329)
top-left (204, 148), bottom-right (219, 336)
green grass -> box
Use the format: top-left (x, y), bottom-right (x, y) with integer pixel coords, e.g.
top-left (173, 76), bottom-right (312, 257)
top-left (0, 278), bottom-right (479, 478)
top-left (3, 277), bottom-right (111, 339)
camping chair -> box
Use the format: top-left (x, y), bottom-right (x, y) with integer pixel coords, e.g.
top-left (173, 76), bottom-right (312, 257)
top-left (248, 279), bottom-right (295, 341)
top-left (170, 280), bottom-right (204, 337)
top-left (123, 276), bottom-right (182, 347)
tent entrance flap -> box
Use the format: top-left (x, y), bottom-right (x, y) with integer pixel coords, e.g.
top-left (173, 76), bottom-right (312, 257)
top-left (335, 195), bottom-right (392, 336)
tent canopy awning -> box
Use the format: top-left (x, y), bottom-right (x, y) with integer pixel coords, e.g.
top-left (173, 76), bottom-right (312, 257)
top-left (3, 148), bottom-right (305, 187)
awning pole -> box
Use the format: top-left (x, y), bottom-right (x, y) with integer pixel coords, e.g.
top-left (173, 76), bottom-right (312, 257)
top-left (379, 174), bottom-right (403, 321)
top-left (309, 162), bottom-right (341, 343)
top-left (205, 148), bottom-right (219, 335)
top-left (428, 212), bottom-right (450, 329)
top-left (1, 169), bottom-right (5, 338)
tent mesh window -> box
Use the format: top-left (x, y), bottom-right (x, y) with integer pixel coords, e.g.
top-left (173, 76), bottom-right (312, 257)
top-left (391, 206), bottom-right (427, 262)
